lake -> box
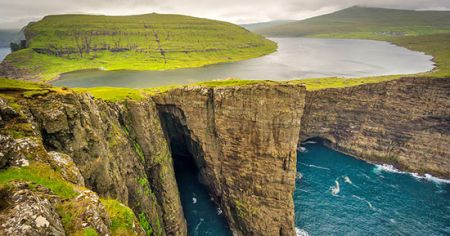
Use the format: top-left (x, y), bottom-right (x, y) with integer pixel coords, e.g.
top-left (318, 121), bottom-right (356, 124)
top-left (0, 47), bottom-right (10, 61)
top-left (52, 38), bottom-right (434, 88)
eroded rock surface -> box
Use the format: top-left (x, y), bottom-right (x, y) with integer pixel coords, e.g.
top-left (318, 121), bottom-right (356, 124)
top-left (301, 77), bottom-right (450, 178)
top-left (155, 84), bottom-right (306, 235)
top-left (0, 182), bottom-right (65, 236)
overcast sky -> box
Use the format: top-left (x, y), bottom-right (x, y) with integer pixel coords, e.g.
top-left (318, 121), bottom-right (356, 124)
top-left (1, 0), bottom-right (449, 29)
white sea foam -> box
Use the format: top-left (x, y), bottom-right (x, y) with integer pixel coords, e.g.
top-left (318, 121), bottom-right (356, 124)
top-left (344, 176), bottom-right (352, 184)
top-left (217, 207), bottom-right (223, 215)
top-left (302, 141), bottom-right (317, 144)
top-left (295, 227), bottom-right (310, 236)
top-left (194, 218), bottom-right (204, 232)
top-left (352, 195), bottom-right (377, 211)
top-left (192, 197), bottom-right (197, 204)
top-left (299, 162), bottom-right (330, 170)
top-left (330, 180), bottom-right (340, 196)
top-left (374, 164), bottom-right (450, 184)
top-left (296, 172), bottom-right (303, 180)
top-left (298, 146), bottom-right (307, 153)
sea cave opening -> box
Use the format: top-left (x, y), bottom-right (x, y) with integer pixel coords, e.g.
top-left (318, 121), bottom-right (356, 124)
top-left (157, 105), bottom-right (232, 236)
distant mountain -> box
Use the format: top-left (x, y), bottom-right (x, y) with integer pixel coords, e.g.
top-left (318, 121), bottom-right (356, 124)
top-left (0, 29), bottom-right (21, 47)
top-left (241, 20), bottom-right (294, 31)
top-left (250, 6), bottom-right (450, 38)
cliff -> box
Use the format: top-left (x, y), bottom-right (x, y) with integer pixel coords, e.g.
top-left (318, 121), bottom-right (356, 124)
top-left (0, 77), bottom-right (449, 235)
top-left (0, 90), bottom-right (187, 235)
top-left (154, 84), bottom-right (306, 235)
top-left (0, 14), bottom-right (276, 81)
top-left (0, 83), bottom-right (306, 235)
top-left (300, 77), bottom-right (450, 178)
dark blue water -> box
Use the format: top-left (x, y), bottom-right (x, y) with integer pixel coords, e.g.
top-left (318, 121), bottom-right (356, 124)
top-left (295, 142), bottom-right (450, 235)
top-left (173, 155), bottom-right (232, 236)
top-left (174, 141), bottom-right (449, 236)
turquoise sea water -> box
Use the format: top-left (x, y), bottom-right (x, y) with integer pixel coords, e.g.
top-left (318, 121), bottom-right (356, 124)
top-left (173, 155), bottom-right (232, 236)
top-left (173, 142), bottom-right (450, 236)
top-left (295, 141), bottom-right (450, 235)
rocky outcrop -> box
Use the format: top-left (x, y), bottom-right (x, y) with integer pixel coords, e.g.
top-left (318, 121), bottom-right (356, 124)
top-left (0, 181), bottom-right (65, 236)
top-left (154, 84), bottom-right (306, 235)
top-left (0, 92), bottom-right (186, 235)
top-left (0, 83), bottom-right (306, 236)
top-left (300, 77), bottom-right (450, 178)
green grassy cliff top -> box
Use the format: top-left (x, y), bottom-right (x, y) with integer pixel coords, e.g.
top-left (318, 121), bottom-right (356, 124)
top-left (1, 13), bottom-right (276, 81)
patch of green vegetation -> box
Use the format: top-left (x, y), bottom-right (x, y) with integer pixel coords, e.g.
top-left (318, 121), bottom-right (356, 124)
top-left (0, 77), bottom-right (48, 91)
top-left (101, 199), bottom-right (139, 236)
top-left (73, 87), bottom-right (146, 102)
top-left (72, 79), bottom-right (281, 101)
top-left (3, 13), bottom-right (276, 81)
top-left (4, 123), bottom-right (34, 139)
top-left (22, 89), bottom-right (50, 98)
top-left (138, 177), bottom-right (153, 196)
top-left (0, 162), bottom-right (78, 199)
top-left (389, 33), bottom-right (450, 78)
top-left (81, 228), bottom-right (98, 236)
top-left (138, 213), bottom-right (153, 236)
top-left (194, 79), bottom-right (275, 87)
top-left (134, 142), bottom-right (145, 162)
top-left (248, 6), bottom-right (450, 90)
top-left (234, 199), bottom-right (256, 219)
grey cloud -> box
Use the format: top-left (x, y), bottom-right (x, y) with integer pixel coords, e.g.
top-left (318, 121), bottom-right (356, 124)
top-left (0, 0), bottom-right (449, 29)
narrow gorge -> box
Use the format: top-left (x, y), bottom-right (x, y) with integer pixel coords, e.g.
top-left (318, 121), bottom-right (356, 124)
top-left (0, 76), bottom-right (449, 235)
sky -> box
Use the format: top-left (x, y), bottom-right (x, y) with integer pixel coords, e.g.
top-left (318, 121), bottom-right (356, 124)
top-left (0, 0), bottom-right (449, 29)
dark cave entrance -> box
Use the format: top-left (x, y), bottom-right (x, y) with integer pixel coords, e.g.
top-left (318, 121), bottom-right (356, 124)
top-left (157, 105), bottom-right (231, 236)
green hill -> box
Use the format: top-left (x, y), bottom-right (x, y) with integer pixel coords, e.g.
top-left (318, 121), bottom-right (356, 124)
top-left (252, 6), bottom-right (450, 38)
top-left (248, 6), bottom-right (450, 89)
top-left (1, 13), bottom-right (276, 81)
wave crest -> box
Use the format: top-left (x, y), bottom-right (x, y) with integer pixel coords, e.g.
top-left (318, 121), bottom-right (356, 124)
top-left (374, 164), bottom-right (450, 184)
top-left (296, 227), bottom-right (310, 236)
top-left (330, 180), bottom-right (340, 196)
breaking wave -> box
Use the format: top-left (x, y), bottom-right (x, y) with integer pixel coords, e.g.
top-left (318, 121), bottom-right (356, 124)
top-left (374, 164), bottom-right (450, 184)
top-left (330, 180), bottom-right (340, 196)
top-left (298, 146), bottom-right (307, 153)
top-left (344, 176), bottom-right (352, 184)
top-left (295, 227), bottom-right (310, 236)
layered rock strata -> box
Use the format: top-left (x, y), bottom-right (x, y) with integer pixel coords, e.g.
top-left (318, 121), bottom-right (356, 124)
top-left (154, 84), bottom-right (306, 235)
top-left (300, 77), bottom-right (450, 178)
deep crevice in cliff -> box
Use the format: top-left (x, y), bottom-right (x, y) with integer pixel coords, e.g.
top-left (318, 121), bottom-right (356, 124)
top-left (156, 104), bottom-right (232, 235)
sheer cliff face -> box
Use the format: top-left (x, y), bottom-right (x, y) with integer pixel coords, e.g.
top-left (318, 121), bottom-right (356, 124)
top-left (0, 92), bottom-right (187, 235)
top-left (154, 84), bottom-right (306, 236)
top-left (301, 77), bottom-right (450, 178)
top-left (0, 83), bottom-right (306, 235)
